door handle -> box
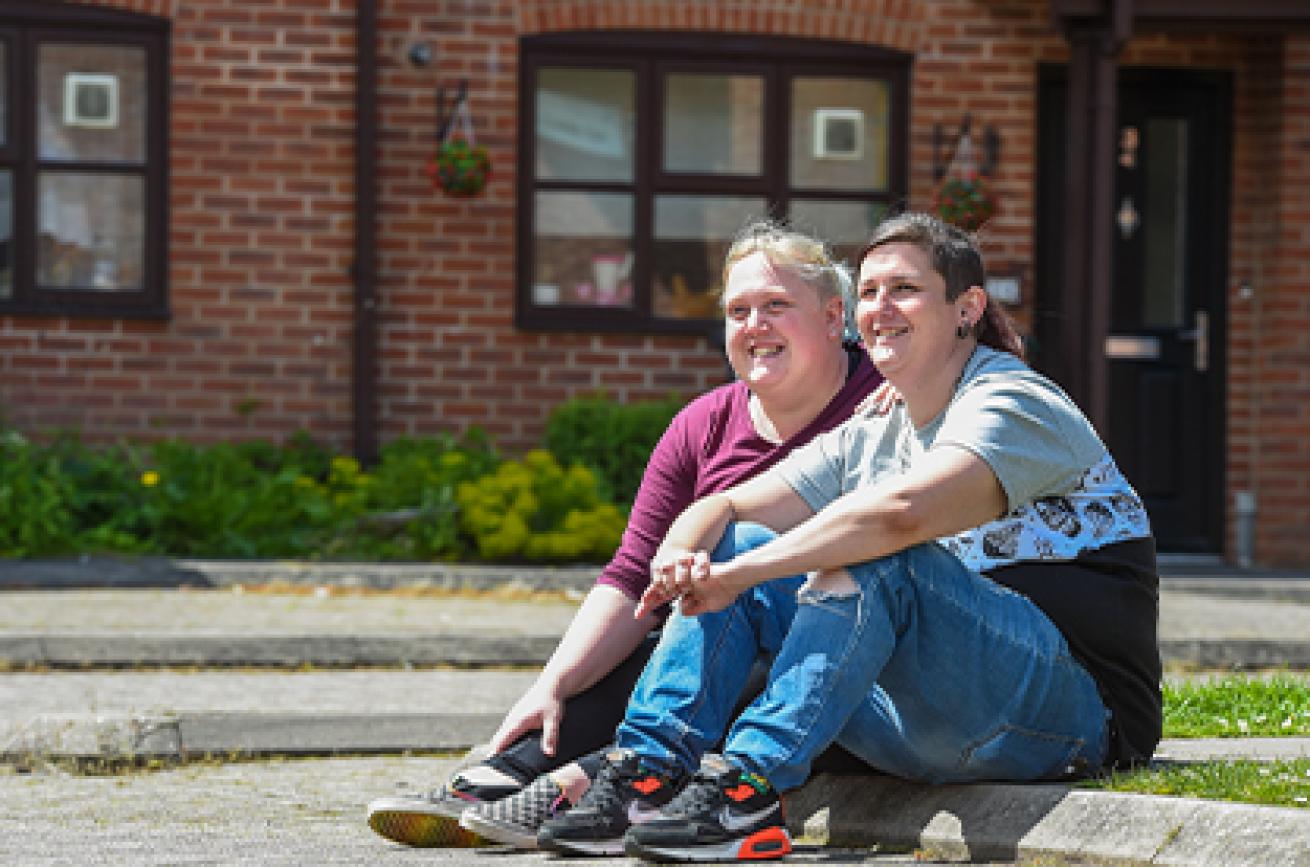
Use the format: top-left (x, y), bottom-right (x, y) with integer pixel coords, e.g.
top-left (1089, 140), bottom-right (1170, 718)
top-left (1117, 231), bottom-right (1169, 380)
top-left (1178, 310), bottom-right (1208, 373)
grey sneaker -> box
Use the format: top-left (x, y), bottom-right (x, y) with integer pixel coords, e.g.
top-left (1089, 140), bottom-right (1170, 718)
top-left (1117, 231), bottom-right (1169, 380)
top-left (367, 773), bottom-right (518, 848)
top-left (459, 773), bottom-right (569, 849)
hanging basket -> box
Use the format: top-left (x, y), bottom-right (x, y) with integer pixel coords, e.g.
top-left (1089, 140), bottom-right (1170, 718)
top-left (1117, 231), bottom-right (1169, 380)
top-left (932, 173), bottom-right (998, 232)
top-left (428, 137), bottom-right (491, 196)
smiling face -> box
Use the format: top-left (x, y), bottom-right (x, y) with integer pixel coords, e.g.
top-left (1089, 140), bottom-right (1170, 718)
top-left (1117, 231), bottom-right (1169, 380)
top-left (722, 250), bottom-right (844, 397)
top-left (855, 241), bottom-right (982, 385)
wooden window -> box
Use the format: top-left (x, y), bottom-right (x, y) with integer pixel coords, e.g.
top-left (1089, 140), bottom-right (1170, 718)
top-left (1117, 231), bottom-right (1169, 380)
top-left (0, 2), bottom-right (168, 318)
top-left (517, 33), bottom-right (908, 335)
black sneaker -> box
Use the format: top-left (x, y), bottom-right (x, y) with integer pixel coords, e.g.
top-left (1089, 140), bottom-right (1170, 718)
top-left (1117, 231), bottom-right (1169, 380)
top-left (536, 747), bottom-right (683, 856)
top-left (622, 753), bottom-right (791, 862)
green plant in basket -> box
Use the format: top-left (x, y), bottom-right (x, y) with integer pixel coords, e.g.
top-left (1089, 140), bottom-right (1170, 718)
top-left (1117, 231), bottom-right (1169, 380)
top-left (429, 137), bottom-right (490, 196)
top-left (932, 172), bottom-right (998, 232)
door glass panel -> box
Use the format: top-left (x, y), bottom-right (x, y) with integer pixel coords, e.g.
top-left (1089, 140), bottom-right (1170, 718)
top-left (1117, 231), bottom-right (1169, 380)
top-left (653, 194), bottom-right (766, 320)
top-left (0, 171), bottom-right (10, 298)
top-left (536, 68), bottom-right (635, 182)
top-left (0, 40), bottom-right (8, 147)
top-left (1141, 118), bottom-right (1188, 328)
top-left (533, 191), bottom-right (633, 308)
top-left (791, 78), bottom-right (889, 192)
top-left (664, 73), bottom-right (763, 175)
top-left (38, 43), bottom-right (147, 163)
top-left (37, 172), bottom-right (144, 292)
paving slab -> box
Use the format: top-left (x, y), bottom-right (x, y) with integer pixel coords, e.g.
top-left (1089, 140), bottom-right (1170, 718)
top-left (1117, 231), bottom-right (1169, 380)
top-left (0, 755), bottom-right (925, 866)
top-left (4, 753), bottom-right (1307, 866)
top-left (4, 586), bottom-right (1310, 671)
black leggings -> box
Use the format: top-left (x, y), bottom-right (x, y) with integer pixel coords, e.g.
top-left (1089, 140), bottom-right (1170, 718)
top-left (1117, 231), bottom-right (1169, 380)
top-left (485, 632), bottom-right (872, 784)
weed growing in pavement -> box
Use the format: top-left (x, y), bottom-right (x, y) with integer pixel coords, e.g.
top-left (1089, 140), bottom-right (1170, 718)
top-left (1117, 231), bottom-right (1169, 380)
top-left (1088, 759), bottom-right (1310, 810)
top-left (1164, 674), bottom-right (1310, 738)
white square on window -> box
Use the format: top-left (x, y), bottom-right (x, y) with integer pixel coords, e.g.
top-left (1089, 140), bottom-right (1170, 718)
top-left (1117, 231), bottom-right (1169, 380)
top-left (63, 73), bottom-right (119, 129)
top-left (812, 108), bottom-right (863, 160)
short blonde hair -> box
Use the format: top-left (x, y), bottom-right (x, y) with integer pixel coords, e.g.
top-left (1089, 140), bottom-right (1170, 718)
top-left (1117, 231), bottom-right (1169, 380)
top-left (720, 219), bottom-right (851, 309)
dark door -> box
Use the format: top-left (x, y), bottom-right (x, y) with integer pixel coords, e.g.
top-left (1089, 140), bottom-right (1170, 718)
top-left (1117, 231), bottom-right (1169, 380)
top-left (1036, 68), bottom-right (1229, 553)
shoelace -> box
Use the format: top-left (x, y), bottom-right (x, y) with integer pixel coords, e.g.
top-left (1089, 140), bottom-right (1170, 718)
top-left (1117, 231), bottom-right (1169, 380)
top-left (660, 770), bottom-right (723, 819)
top-left (576, 759), bottom-right (629, 813)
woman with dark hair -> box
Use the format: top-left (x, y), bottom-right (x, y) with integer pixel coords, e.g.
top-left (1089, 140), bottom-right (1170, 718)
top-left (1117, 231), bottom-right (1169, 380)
top-left (536, 212), bottom-right (1161, 863)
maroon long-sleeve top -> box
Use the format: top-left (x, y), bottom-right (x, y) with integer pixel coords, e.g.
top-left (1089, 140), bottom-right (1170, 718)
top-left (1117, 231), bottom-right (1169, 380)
top-left (596, 347), bottom-right (883, 601)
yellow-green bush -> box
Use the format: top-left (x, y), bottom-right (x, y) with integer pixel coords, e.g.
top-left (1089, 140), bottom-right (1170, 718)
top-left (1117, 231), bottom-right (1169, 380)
top-left (456, 450), bottom-right (626, 563)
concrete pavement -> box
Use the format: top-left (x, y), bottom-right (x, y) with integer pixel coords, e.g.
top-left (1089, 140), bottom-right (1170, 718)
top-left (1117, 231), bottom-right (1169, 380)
top-left (2, 556), bottom-right (1310, 864)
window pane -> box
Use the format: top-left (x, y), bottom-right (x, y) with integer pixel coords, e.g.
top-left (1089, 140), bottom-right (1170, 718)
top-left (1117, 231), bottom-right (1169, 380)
top-left (37, 172), bottom-right (144, 292)
top-left (0, 171), bottom-right (10, 298)
top-left (664, 73), bottom-right (762, 175)
top-left (791, 78), bottom-right (889, 192)
top-left (39, 43), bottom-right (147, 163)
top-left (653, 195), bottom-right (766, 320)
top-left (534, 191), bottom-right (633, 307)
top-left (536, 68), bottom-right (635, 182)
top-left (789, 199), bottom-right (886, 270)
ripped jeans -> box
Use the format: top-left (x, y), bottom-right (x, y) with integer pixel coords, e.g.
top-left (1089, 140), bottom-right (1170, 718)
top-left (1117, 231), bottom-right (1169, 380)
top-left (615, 522), bottom-right (1109, 792)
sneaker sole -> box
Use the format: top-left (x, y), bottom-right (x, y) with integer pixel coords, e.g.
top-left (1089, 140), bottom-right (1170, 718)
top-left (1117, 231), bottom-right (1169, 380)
top-left (459, 809), bottom-right (540, 849)
top-left (538, 834), bottom-right (627, 857)
top-left (367, 807), bottom-right (487, 848)
top-left (624, 825), bottom-right (792, 862)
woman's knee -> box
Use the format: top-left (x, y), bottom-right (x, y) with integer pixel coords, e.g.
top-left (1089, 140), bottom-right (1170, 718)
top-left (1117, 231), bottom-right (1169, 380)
top-left (711, 521), bottom-right (778, 562)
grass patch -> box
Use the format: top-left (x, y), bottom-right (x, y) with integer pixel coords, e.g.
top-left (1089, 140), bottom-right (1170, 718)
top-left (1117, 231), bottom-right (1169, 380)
top-left (1089, 759), bottom-right (1310, 810)
top-left (1164, 674), bottom-right (1310, 737)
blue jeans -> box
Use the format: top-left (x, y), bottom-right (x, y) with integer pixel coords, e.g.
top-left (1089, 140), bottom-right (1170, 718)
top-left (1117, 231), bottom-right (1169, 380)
top-left (616, 523), bottom-right (1109, 791)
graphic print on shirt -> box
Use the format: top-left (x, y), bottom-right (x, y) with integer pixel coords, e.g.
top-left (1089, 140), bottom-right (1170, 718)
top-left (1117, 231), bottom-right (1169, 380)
top-left (940, 454), bottom-right (1151, 573)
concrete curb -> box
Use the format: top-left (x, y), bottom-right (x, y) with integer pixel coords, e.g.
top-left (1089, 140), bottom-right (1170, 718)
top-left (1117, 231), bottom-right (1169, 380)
top-left (0, 557), bottom-right (598, 593)
top-left (0, 634), bottom-right (559, 668)
top-left (1, 712), bottom-right (501, 762)
top-left (786, 774), bottom-right (1310, 866)
top-left (4, 632), bottom-right (1308, 672)
top-left (1159, 638), bottom-right (1310, 670)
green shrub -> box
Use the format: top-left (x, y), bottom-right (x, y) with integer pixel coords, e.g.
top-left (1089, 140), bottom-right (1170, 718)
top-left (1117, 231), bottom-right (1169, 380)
top-left (456, 450), bottom-right (626, 563)
top-left (0, 430), bottom-right (505, 561)
top-left (544, 393), bottom-right (685, 506)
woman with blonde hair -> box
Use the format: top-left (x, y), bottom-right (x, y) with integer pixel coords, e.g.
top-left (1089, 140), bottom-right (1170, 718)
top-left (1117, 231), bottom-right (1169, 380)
top-left (368, 219), bottom-right (883, 849)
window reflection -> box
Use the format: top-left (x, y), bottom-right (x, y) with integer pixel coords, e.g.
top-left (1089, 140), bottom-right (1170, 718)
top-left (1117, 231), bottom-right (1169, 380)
top-left (536, 68), bottom-right (635, 183)
top-left (0, 172), bottom-right (10, 298)
top-left (37, 172), bottom-right (144, 292)
top-left (653, 195), bottom-right (766, 320)
top-left (791, 78), bottom-right (889, 192)
top-left (38, 43), bottom-right (147, 164)
top-left (533, 191), bottom-right (634, 308)
top-left (664, 74), bottom-right (763, 175)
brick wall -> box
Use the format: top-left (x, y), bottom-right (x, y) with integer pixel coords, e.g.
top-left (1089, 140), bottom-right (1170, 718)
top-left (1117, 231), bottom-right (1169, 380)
top-left (1259, 35), bottom-right (1310, 565)
top-left (2, 0), bottom-right (1308, 564)
top-left (1, 0), bottom-right (358, 447)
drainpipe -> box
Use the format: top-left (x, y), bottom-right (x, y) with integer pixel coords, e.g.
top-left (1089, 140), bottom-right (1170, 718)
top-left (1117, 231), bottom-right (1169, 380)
top-left (353, 0), bottom-right (379, 465)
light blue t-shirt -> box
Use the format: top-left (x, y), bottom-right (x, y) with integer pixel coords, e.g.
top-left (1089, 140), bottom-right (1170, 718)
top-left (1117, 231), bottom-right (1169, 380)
top-left (777, 346), bottom-right (1152, 573)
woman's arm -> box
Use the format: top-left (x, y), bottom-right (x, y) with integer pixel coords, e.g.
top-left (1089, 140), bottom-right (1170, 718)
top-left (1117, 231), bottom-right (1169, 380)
top-left (643, 445), bottom-right (1007, 617)
top-left (488, 584), bottom-right (656, 755)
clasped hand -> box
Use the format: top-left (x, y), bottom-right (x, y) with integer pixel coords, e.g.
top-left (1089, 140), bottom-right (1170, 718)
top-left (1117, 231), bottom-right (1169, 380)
top-left (636, 550), bottom-right (738, 619)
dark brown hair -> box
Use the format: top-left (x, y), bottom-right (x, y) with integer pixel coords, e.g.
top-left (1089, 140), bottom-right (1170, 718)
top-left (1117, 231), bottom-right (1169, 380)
top-left (858, 212), bottom-right (1024, 359)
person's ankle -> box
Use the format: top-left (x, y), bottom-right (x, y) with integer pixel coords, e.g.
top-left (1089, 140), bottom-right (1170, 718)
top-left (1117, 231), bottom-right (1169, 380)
top-left (548, 763), bottom-right (591, 805)
top-left (457, 763), bottom-right (523, 790)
